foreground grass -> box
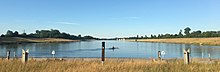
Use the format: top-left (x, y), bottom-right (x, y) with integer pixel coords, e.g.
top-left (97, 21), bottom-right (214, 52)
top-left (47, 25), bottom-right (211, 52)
top-left (128, 37), bottom-right (220, 46)
top-left (0, 58), bottom-right (220, 72)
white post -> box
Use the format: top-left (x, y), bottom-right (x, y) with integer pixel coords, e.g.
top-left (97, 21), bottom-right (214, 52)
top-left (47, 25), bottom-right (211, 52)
top-left (52, 50), bottom-right (55, 58)
top-left (22, 49), bottom-right (29, 63)
top-left (14, 51), bottom-right (16, 58)
top-left (6, 50), bottom-right (10, 60)
top-left (208, 53), bottom-right (211, 61)
top-left (184, 49), bottom-right (190, 64)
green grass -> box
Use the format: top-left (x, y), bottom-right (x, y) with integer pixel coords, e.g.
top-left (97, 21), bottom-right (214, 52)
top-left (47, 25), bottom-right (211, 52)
top-left (0, 59), bottom-right (220, 72)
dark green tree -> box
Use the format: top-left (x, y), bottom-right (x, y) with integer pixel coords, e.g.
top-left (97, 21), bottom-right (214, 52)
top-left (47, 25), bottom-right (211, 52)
top-left (190, 30), bottom-right (202, 37)
top-left (78, 34), bottom-right (81, 38)
top-left (14, 31), bottom-right (19, 37)
top-left (144, 35), bottom-right (148, 39)
top-left (178, 30), bottom-right (183, 37)
top-left (1, 34), bottom-right (5, 37)
top-left (5, 30), bottom-right (14, 37)
top-left (184, 27), bottom-right (191, 37)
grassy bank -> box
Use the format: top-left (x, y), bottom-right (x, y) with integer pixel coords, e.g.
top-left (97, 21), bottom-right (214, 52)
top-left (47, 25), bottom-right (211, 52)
top-left (127, 37), bottom-right (220, 46)
top-left (0, 58), bottom-right (220, 72)
top-left (0, 37), bottom-right (79, 44)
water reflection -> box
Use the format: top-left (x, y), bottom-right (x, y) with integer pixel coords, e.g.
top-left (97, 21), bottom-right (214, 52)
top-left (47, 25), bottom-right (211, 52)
top-left (0, 40), bottom-right (220, 58)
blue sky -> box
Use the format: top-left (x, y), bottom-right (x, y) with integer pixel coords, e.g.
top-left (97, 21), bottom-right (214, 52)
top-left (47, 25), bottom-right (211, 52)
top-left (0, 0), bottom-right (220, 38)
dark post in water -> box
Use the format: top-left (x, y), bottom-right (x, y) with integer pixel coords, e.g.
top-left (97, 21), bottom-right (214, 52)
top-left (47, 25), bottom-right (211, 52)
top-left (101, 42), bottom-right (105, 65)
top-left (6, 50), bottom-right (10, 60)
top-left (158, 51), bottom-right (161, 60)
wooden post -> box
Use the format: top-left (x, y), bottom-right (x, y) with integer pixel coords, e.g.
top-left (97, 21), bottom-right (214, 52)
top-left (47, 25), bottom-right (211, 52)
top-left (184, 49), bottom-right (190, 64)
top-left (22, 49), bottom-right (29, 63)
top-left (14, 51), bottom-right (16, 58)
top-left (101, 42), bottom-right (105, 65)
top-left (208, 53), bottom-right (211, 61)
top-left (6, 50), bottom-right (10, 60)
top-left (158, 51), bottom-right (161, 60)
top-left (13, 51), bottom-right (16, 60)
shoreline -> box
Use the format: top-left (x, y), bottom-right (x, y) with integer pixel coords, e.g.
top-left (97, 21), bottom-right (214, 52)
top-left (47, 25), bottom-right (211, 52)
top-left (1, 57), bottom-right (220, 72)
top-left (0, 37), bottom-right (80, 44)
top-left (2, 57), bottom-right (220, 63)
top-left (127, 37), bottom-right (220, 46)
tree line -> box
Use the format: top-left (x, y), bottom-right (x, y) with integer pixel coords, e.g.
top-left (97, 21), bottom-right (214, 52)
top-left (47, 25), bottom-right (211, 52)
top-left (1, 27), bottom-right (220, 40)
top-left (127, 27), bottom-right (220, 39)
top-left (0, 29), bottom-right (97, 40)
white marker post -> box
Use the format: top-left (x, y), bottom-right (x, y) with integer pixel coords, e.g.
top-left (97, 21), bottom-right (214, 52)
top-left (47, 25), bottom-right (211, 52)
top-left (52, 50), bottom-right (55, 58)
top-left (161, 51), bottom-right (166, 59)
top-left (208, 53), bottom-right (211, 61)
top-left (6, 50), bottom-right (10, 60)
top-left (22, 49), bottom-right (29, 63)
top-left (184, 49), bottom-right (190, 64)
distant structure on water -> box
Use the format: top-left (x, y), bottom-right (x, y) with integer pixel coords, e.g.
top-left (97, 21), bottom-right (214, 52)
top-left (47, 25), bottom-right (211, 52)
top-left (116, 38), bottom-right (126, 41)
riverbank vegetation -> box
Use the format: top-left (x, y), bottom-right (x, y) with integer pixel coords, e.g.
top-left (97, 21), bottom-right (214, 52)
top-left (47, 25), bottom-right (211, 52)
top-left (0, 29), bottom-right (97, 40)
top-left (126, 27), bottom-right (220, 39)
top-left (0, 58), bottom-right (220, 72)
top-left (0, 37), bottom-right (79, 44)
top-left (128, 37), bottom-right (220, 46)
top-left (0, 29), bottom-right (95, 44)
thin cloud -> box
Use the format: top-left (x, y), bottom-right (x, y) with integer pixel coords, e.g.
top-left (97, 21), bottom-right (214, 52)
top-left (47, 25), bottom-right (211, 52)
top-left (56, 22), bottom-right (79, 25)
top-left (113, 17), bottom-right (140, 19)
top-left (124, 17), bottom-right (140, 19)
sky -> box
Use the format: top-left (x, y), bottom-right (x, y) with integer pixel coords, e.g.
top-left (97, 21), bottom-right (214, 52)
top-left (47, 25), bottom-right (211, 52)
top-left (0, 0), bottom-right (220, 38)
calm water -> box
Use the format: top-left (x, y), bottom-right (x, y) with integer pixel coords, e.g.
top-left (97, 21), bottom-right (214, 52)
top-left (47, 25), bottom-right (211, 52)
top-left (0, 40), bottom-right (220, 59)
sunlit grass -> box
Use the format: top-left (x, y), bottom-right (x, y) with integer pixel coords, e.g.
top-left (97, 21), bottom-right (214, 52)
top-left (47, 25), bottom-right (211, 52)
top-left (129, 37), bottom-right (220, 46)
top-left (0, 58), bottom-right (220, 72)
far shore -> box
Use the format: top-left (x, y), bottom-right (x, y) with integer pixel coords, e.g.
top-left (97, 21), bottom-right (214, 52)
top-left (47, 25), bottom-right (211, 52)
top-left (0, 37), bottom-right (80, 44)
top-left (127, 37), bottom-right (220, 46)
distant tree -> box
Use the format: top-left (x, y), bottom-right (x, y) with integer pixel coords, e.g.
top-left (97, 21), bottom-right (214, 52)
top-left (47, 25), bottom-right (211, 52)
top-left (140, 36), bottom-right (144, 39)
top-left (190, 30), bottom-right (202, 37)
top-left (164, 34), bottom-right (171, 38)
top-left (78, 34), bottom-right (81, 38)
top-left (21, 33), bottom-right (27, 37)
top-left (144, 35), bottom-right (148, 39)
top-left (83, 36), bottom-right (95, 39)
top-left (5, 30), bottom-right (14, 37)
top-left (150, 34), bottom-right (154, 39)
top-left (137, 35), bottom-right (139, 39)
top-left (14, 31), bottom-right (19, 37)
top-left (184, 27), bottom-right (191, 37)
top-left (178, 30), bottom-right (183, 37)
top-left (1, 29), bottom-right (96, 40)
top-left (39, 30), bottom-right (50, 38)
top-left (174, 34), bottom-right (178, 38)
top-left (158, 34), bottom-right (161, 38)
top-left (36, 30), bottom-right (40, 34)
top-left (218, 31), bottom-right (220, 37)
top-left (1, 34), bottom-right (5, 37)
top-left (50, 29), bottom-right (61, 38)
top-left (201, 31), bottom-right (218, 37)
top-left (153, 35), bottom-right (157, 38)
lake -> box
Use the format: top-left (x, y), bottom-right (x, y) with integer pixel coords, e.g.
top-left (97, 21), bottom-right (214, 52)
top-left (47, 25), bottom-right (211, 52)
top-left (0, 40), bottom-right (220, 59)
